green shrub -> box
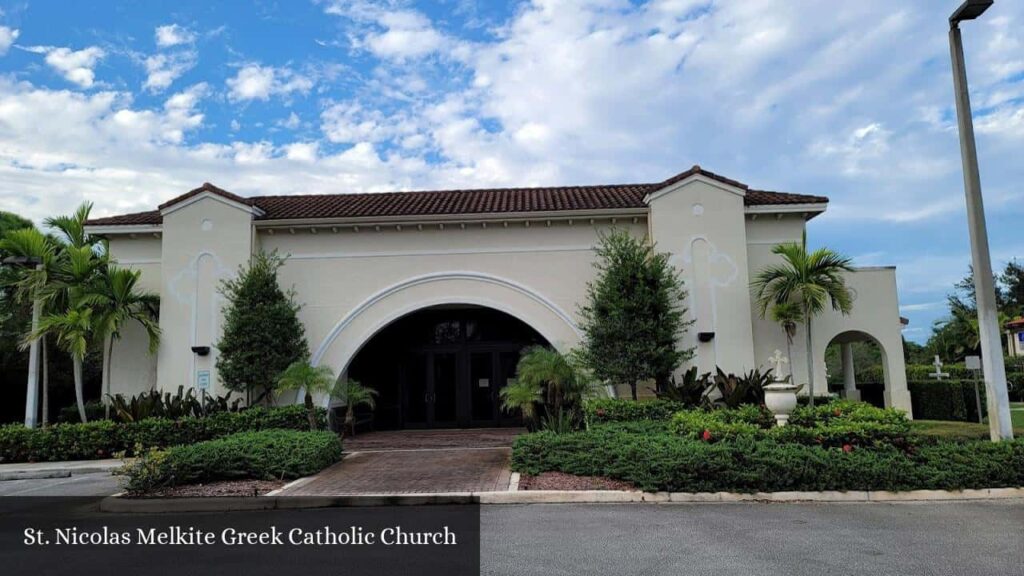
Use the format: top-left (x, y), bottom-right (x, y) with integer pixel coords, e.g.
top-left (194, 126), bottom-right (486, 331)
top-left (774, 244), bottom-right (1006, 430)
top-left (0, 405), bottom-right (326, 463)
top-left (908, 380), bottom-right (986, 422)
top-left (671, 411), bottom-right (761, 441)
top-left (122, 430), bottom-right (342, 493)
top-left (511, 424), bottom-right (1024, 493)
top-left (584, 398), bottom-right (687, 424)
top-left (57, 401), bottom-right (106, 423)
top-left (669, 400), bottom-right (911, 450)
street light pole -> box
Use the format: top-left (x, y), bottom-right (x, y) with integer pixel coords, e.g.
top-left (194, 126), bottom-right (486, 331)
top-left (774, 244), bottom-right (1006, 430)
top-left (24, 278), bottom-right (42, 428)
top-left (948, 0), bottom-right (1013, 440)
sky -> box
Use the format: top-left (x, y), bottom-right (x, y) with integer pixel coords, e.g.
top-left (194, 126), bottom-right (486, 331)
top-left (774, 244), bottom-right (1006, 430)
top-left (0, 0), bottom-right (1022, 343)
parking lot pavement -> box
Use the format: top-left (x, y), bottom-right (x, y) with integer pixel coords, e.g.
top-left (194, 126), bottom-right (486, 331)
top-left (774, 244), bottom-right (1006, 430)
top-left (481, 501), bottom-right (1024, 576)
top-left (0, 472), bottom-right (122, 497)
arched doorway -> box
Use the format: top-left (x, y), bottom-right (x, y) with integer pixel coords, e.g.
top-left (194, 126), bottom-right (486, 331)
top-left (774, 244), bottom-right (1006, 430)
top-left (825, 330), bottom-right (890, 408)
top-left (347, 305), bottom-right (549, 430)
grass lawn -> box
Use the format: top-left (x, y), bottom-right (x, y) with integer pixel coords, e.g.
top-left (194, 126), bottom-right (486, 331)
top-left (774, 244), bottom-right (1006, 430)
top-left (912, 416), bottom-right (1024, 441)
top-left (1013, 402), bottom-right (1024, 429)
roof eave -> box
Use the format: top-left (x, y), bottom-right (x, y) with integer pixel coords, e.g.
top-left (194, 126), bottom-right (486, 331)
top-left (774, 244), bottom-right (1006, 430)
top-left (251, 207), bottom-right (650, 229)
top-left (745, 202), bottom-right (828, 220)
top-left (84, 224), bottom-right (163, 237)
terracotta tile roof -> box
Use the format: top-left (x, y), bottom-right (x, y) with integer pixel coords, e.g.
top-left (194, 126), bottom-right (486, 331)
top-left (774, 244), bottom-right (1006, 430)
top-left (84, 166), bottom-right (828, 227)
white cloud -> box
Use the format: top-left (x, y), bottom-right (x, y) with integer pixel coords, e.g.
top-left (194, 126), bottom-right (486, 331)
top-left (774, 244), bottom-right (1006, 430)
top-left (363, 10), bottom-right (447, 60)
top-left (143, 51), bottom-right (197, 92)
top-left (226, 64), bottom-right (313, 102)
top-left (155, 24), bottom-right (196, 48)
top-left (26, 45), bottom-right (105, 87)
top-left (0, 26), bottom-right (18, 56)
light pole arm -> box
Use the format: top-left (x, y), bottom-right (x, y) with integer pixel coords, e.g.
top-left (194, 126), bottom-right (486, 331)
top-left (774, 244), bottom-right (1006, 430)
top-left (948, 24), bottom-right (1014, 441)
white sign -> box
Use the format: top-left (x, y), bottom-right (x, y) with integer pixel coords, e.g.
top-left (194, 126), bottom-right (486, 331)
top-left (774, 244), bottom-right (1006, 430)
top-left (478, 378), bottom-right (490, 388)
top-left (196, 370), bottom-right (211, 391)
top-left (965, 355), bottom-right (981, 371)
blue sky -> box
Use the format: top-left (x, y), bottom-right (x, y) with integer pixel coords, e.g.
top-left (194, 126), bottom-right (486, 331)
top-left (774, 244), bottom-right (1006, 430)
top-left (1, 0), bottom-right (1023, 343)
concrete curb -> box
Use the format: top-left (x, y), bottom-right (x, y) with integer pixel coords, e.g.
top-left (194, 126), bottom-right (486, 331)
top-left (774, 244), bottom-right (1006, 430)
top-left (0, 460), bottom-right (123, 481)
top-left (0, 470), bottom-right (72, 481)
top-left (99, 486), bottom-right (1024, 513)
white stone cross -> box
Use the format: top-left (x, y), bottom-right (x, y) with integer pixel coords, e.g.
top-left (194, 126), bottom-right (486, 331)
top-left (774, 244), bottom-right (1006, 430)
top-left (929, 355), bottom-right (950, 381)
top-left (768, 349), bottom-right (789, 378)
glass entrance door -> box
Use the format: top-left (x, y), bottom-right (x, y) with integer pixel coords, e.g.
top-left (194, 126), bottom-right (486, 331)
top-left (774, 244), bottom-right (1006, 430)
top-left (470, 351), bottom-right (495, 425)
top-left (431, 352), bottom-right (459, 427)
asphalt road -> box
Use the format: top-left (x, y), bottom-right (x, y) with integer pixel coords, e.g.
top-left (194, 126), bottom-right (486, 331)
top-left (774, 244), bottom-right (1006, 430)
top-left (1, 475), bottom-right (1022, 575)
top-left (0, 473), bottom-right (122, 497)
top-left (481, 501), bottom-right (1024, 576)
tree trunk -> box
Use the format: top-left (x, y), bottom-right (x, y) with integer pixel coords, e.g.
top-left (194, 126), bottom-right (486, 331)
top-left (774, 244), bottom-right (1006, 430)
top-left (784, 340), bottom-right (793, 384)
top-left (630, 381), bottom-right (638, 401)
top-left (104, 334), bottom-right (114, 420)
top-left (804, 318), bottom-right (815, 408)
top-left (344, 405), bottom-right (354, 439)
top-left (304, 392), bottom-right (317, 431)
top-left (74, 356), bottom-right (87, 423)
top-left (41, 336), bottom-right (49, 426)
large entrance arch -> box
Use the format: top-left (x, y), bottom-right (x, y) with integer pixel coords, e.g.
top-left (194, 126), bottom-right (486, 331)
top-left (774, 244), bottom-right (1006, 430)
top-left (348, 305), bottom-right (549, 429)
top-left (309, 271), bottom-right (581, 428)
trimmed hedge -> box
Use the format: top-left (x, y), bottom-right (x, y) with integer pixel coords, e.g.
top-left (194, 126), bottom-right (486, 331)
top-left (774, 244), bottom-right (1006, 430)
top-left (908, 380), bottom-right (986, 422)
top-left (122, 430), bottom-right (342, 493)
top-left (853, 363), bottom-right (1024, 402)
top-left (0, 405), bottom-right (326, 463)
top-left (512, 424), bottom-right (1024, 493)
top-left (584, 398), bottom-right (688, 424)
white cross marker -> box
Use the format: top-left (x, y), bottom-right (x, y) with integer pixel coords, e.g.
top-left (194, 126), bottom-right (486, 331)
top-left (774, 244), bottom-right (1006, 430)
top-left (929, 355), bottom-right (950, 381)
top-left (768, 349), bottom-right (789, 377)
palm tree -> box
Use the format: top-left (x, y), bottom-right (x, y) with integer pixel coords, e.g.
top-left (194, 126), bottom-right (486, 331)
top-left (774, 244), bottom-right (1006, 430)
top-left (769, 301), bottom-right (803, 382)
top-left (32, 307), bottom-right (94, 423)
top-left (499, 378), bottom-right (542, 428)
top-left (752, 233), bottom-right (854, 407)
top-left (80, 266), bottom-right (160, 419)
top-left (514, 346), bottom-right (587, 414)
top-left (278, 359), bottom-right (337, 431)
top-left (335, 379), bottom-right (378, 437)
top-left (0, 227), bottom-right (58, 425)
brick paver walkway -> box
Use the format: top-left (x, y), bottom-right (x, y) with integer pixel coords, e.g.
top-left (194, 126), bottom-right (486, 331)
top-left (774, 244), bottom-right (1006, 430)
top-left (279, 428), bottom-right (523, 495)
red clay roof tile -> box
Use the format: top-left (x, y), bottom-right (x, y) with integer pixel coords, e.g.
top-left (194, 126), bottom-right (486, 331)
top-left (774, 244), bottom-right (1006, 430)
top-left (84, 167), bottom-right (828, 226)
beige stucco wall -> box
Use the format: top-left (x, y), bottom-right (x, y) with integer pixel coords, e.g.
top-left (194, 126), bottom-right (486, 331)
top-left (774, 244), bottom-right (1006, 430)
top-left (745, 215), bottom-right (911, 414)
top-left (104, 236), bottom-right (161, 397)
top-left (648, 176), bottom-right (756, 375)
top-left (94, 180), bottom-right (911, 415)
top-left (155, 195), bottom-right (256, 399)
top-left (258, 220), bottom-right (646, 380)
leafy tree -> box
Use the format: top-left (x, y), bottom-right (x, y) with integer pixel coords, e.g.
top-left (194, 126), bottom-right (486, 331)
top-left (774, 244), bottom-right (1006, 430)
top-left (926, 261), bottom-right (1023, 362)
top-left (578, 230), bottom-right (693, 400)
top-left (216, 251), bottom-right (308, 404)
top-left (752, 233), bottom-right (854, 407)
top-left (1000, 260), bottom-right (1024, 319)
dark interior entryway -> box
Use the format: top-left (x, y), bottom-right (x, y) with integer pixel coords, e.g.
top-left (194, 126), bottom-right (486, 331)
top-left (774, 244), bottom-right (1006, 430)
top-left (347, 305), bottom-right (548, 430)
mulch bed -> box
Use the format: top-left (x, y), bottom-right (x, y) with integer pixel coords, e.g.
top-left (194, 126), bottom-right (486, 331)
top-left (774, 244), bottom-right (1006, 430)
top-left (518, 472), bottom-right (636, 491)
top-left (133, 479), bottom-right (286, 498)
